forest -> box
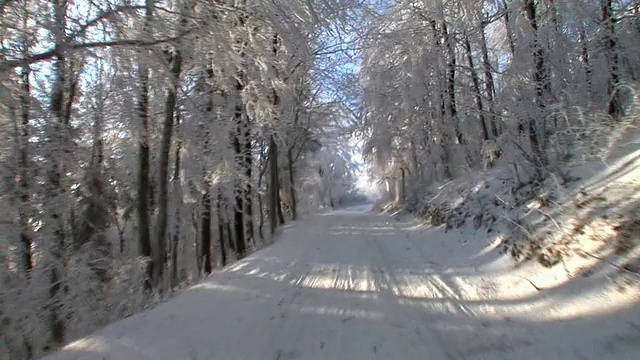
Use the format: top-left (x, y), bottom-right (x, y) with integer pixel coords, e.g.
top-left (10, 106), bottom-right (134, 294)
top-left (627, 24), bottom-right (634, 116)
top-left (1, 0), bottom-right (639, 359)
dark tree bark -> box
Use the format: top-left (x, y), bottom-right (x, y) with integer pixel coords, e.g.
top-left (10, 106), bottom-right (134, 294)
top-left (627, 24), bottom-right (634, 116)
top-left (14, 7), bottom-right (34, 272)
top-left (398, 168), bottom-right (406, 203)
top-left (428, 19), bottom-right (452, 179)
top-left (257, 140), bottom-right (268, 239)
top-left (285, 105), bottom-right (302, 220)
top-left (216, 190), bottom-right (227, 267)
top-left (193, 210), bottom-right (202, 274)
top-left (148, 178), bottom-right (156, 212)
top-left (201, 188), bottom-right (212, 275)
top-left (46, 0), bottom-right (74, 347)
top-left (171, 108), bottom-right (182, 288)
top-left (410, 137), bottom-right (423, 183)
top-left (225, 220), bottom-right (233, 254)
top-left (201, 46), bottom-right (220, 266)
top-left (464, 32), bottom-right (489, 142)
top-left (442, 21), bottom-right (463, 145)
top-left (231, 74), bottom-right (246, 258)
top-left (268, 135), bottom-right (279, 235)
top-left (17, 64), bottom-right (33, 274)
top-left (524, 0), bottom-right (549, 100)
top-left (480, 20), bottom-right (498, 138)
top-left (277, 184), bottom-right (285, 225)
top-left (136, 0), bottom-right (153, 291)
top-left (602, 0), bottom-right (621, 116)
top-left (226, 191), bottom-right (236, 253)
top-left (232, 125), bottom-right (246, 258)
top-left (579, 27), bottom-right (592, 100)
top-left (155, 43), bottom-right (183, 289)
top-left (269, 33), bottom-right (285, 231)
top-left (523, 0), bottom-right (546, 170)
top-left (243, 128), bottom-right (254, 245)
top-left (258, 185), bottom-right (265, 239)
top-left (287, 146), bottom-right (297, 220)
top-left (501, 1), bottom-right (516, 57)
top-left (230, 0), bottom-right (248, 258)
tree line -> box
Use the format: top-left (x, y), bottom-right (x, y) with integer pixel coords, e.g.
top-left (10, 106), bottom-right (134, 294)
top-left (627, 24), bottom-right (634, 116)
top-left (0, 0), bottom-right (360, 357)
top-left (361, 0), bottom-right (639, 197)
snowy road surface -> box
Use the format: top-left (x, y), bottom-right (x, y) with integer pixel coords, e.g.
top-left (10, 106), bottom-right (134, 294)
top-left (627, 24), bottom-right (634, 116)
top-left (45, 206), bottom-right (450, 360)
top-left (44, 205), bottom-right (640, 360)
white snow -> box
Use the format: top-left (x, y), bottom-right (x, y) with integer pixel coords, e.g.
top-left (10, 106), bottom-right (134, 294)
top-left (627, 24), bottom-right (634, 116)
top-left (43, 203), bottom-right (639, 360)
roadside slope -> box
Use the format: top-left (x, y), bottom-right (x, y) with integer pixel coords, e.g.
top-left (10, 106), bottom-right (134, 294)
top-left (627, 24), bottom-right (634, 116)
top-left (378, 120), bottom-right (640, 359)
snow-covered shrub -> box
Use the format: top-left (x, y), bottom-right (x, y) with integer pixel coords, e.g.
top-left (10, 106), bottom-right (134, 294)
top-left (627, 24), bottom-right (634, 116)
top-left (0, 245), bottom-right (150, 357)
top-left (481, 140), bottom-right (501, 170)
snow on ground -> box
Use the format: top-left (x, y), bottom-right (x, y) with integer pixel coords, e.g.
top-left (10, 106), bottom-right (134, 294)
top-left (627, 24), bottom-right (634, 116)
top-left (401, 222), bottom-right (639, 360)
top-left (43, 197), bottom-right (639, 360)
top-left (380, 122), bottom-right (640, 359)
top-left (43, 205), bottom-right (449, 360)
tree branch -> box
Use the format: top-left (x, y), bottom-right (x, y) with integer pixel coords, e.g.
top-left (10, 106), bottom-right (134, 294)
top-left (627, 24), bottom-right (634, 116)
top-left (580, 251), bottom-right (640, 279)
top-left (66, 5), bottom-right (147, 42)
top-left (0, 32), bottom-right (191, 72)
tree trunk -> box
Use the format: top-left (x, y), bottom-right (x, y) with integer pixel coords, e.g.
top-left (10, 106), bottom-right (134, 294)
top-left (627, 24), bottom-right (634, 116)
top-left (464, 32), bottom-right (489, 142)
top-left (232, 131), bottom-right (246, 258)
top-left (257, 192), bottom-right (265, 239)
top-left (193, 211), bottom-right (202, 274)
top-left (287, 146), bottom-right (297, 220)
top-left (579, 27), bottom-right (592, 101)
top-left (602, 0), bottom-right (620, 116)
top-left (231, 1), bottom-right (248, 258)
top-left (277, 184), bottom-right (285, 225)
top-left (46, 0), bottom-right (72, 347)
top-left (225, 220), bottom-right (233, 251)
top-left (397, 168), bottom-right (406, 203)
top-left (257, 141), bottom-right (267, 240)
top-left (155, 43), bottom-right (182, 289)
top-left (501, 1), bottom-right (516, 57)
top-left (271, 33), bottom-right (286, 226)
top-left (480, 20), bottom-right (498, 138)
top-left (216, 190), bottom-right (227, 267)
top-left (243, 125), bottom-right (253, 245)
top-left (233, 187), bottom-right (245, 257)
top-left (137, 0), bottom-right (153, 291)
top-left (268, 135), bottom-right (279, 235)
top-left (525, 1), bottom-right (549, 101)
top-left (226, 194), bottom-right (236, 253)
top-left (429, 19), bottom-right (452, 179)
top-left (201, 188), bottom-right (212, 275)
top-left (328, 185), bottom-right (335, 208)
top-left (439, 105), bottom-right (452, 179)
top-left (13, 10), bottom-right (33, 274)
top-left (442, 21), bottom-right (463, 145)
top-left (18, 64), bottom-right (33, 274)
top-left (171, 109), bottom-right (182, 288)
top-left (410, 137), bottom-right (422, 184)
top-left (231, 72), bottom-right (247, 257)
top-left (523, 0), bottom-right (546, 171)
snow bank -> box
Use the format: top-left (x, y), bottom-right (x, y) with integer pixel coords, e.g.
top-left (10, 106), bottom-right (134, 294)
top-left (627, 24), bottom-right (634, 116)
top-left (377, 118), bottom-right (640, 359)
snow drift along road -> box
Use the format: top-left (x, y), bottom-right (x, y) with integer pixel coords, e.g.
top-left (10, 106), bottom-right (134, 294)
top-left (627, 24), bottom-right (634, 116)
top-left (44, 205), bottom-right (449, 360)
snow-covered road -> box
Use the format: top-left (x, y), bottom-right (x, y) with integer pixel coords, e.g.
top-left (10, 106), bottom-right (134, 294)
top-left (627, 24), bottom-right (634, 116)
top-left (44, 206), bottom-right (451, 360)
top-left (44, 205), bottom-right (640, 360)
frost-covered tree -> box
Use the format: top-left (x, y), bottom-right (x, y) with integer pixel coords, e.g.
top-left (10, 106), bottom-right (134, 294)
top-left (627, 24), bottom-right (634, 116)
top-left (0, 0), bottom-right (362, 357)
top-left (361, 0), bottom-right (640, 200)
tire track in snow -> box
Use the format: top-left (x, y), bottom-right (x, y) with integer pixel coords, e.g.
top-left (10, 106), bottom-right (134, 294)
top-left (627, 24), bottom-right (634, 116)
top-left (391, 219), bottom-right (509, 359)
